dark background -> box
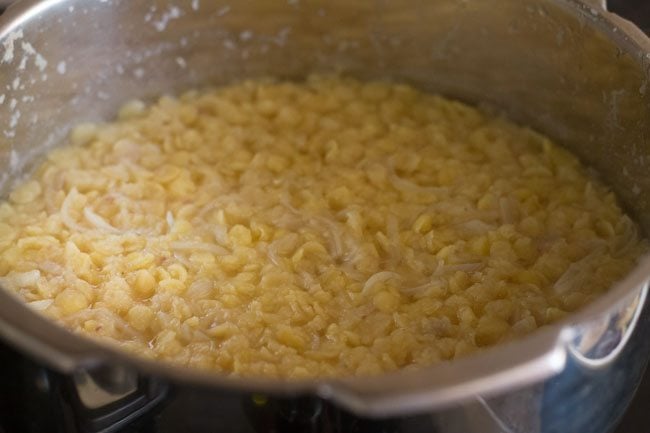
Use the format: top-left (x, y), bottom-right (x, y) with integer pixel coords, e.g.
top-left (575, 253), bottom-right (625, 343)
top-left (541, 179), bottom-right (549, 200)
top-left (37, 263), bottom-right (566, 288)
top-left (610, 1), bottom-right (650, 34)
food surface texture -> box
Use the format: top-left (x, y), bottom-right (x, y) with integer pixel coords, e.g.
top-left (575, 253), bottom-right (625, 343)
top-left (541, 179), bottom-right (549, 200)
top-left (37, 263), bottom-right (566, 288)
top-left (0, 76), bottom-right (645, 378)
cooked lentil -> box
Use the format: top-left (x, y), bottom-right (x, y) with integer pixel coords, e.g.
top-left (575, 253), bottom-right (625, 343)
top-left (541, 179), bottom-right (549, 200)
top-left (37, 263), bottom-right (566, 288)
top-left (0, 76), bottom-right (646, 377)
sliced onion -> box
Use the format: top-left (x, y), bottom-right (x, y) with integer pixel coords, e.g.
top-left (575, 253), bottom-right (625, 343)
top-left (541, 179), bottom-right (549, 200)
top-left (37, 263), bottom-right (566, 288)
top-left (324, 222), bottom-right (344, 259)
top-left (400, 282), bottom-right (431, 295)
top-left (103, 192), bottom-right (145, 214)
top-left (281, 199), bottom-right (300, 214)
top-left (386, 214), bottom-right (399, 245)
top-left (300, 272), bottom-right (322, 292)
top-left (362, 271), bottom-right (400, 295)
top-left (400, 278), bottom-right (445, 296)
top-left (39, 261), bottom-right (64, 275)
top-left (272, 212), bottom-right (303, 231)
top-left (187, 278), bottom-right (214, 299)
top-left (444, 262), bottom-right (484, 273)
top-left (310, 217), bottom-right (344, 259)
top-left (213, 224), bottom-right (229, 246)
top-left (381, 215), bottom-right (397, 259)
top-left (457, 219), bottom-right (495, 235)
top-left (83, 207), bottom-right (122, 234)
top-left (0, 270), bottom-right (41, 290)
top-left (266, 246), bottom-right (282, 266)
top-left (388, 167), bottom-right (448, 196)
top-left (166, 211), bottom-right (175, 230)
top-left (340, 264), bottom-right (366, 281)
top-left (172, 252), bottom-right (193, 267)
top-left (499, 197), bottom-right (518, 224)
top-left (429, 258), bottom-right (443, 276)
top-left (60, 188), bottom-right (88, 232)
top-left (27, 299), bottom-right (53, 311)
top-left (196, 202), bottom-right (219, 220)
top-left (553, 247), bottom-right (605, 294)
top-left (171, 241), bottom-right (229, 256)
top-left (68, 307), bottom-right (141, 339)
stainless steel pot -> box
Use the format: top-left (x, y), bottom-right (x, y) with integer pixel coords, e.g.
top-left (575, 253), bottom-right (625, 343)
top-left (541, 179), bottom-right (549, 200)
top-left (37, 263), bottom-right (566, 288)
top-left (0, 0), bottom-right (649, 432)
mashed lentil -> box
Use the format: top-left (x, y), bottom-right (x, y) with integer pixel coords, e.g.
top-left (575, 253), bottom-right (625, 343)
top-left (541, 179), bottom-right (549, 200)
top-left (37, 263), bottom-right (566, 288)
top-left (0, 76), bottom-right (646, 378)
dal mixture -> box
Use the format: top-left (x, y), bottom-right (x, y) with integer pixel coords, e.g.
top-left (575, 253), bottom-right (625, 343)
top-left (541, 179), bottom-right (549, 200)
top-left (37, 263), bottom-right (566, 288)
top-left (0, 76), bottom-right (645, 377)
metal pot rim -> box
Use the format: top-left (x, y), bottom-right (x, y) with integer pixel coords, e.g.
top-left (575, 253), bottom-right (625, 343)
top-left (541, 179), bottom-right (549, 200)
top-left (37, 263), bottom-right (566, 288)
top-left (0, 0), bottom-right (648, 417)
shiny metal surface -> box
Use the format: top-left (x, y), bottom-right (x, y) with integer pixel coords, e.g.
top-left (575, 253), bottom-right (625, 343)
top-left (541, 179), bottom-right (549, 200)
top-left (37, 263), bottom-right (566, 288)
top-left (0, 0), bottom-right (648, 426)
top-left (73, 367), bottom-right (138, 409)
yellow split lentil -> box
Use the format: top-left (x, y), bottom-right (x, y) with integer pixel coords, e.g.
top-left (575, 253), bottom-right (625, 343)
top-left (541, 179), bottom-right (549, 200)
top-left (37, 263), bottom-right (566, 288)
top-left (0, 75), bottom-right (646, 378)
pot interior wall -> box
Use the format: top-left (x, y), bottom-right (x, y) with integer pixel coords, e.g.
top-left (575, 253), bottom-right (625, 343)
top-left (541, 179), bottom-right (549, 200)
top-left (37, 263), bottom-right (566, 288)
top-left (0, 0), bottom-right (648, 232)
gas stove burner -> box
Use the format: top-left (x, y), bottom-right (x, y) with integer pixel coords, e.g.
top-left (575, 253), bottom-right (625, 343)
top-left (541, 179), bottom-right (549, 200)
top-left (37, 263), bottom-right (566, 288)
top-left (0, 339), bottom-right (437, 433)
top-left (242, 395), bottom-right (436, 433)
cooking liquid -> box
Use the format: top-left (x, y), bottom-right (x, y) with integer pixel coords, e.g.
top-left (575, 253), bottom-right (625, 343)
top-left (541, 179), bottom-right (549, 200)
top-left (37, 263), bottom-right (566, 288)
top-left (0, 76), bottom-right (645, 377)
